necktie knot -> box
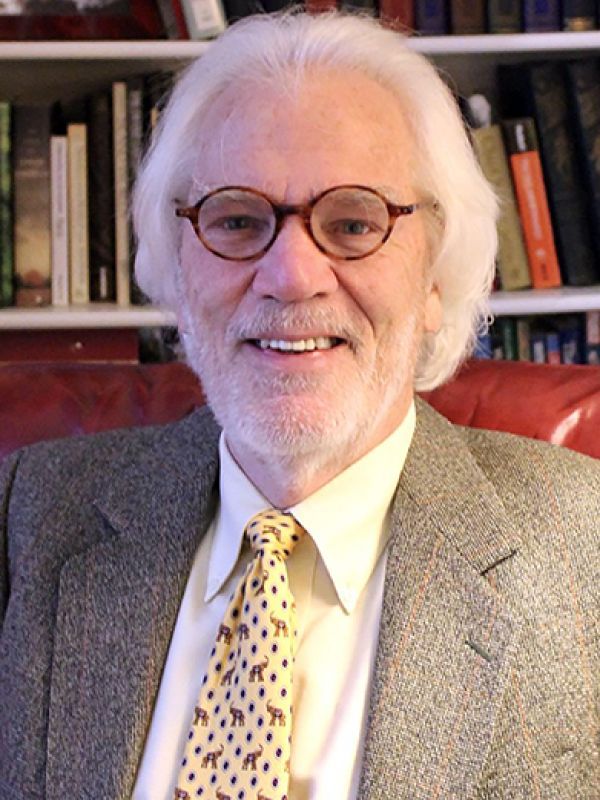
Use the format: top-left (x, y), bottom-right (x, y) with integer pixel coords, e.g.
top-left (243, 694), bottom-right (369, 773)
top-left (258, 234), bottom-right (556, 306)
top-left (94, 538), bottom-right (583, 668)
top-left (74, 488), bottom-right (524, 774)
top-left (245, 509), bottom-right (304, 561)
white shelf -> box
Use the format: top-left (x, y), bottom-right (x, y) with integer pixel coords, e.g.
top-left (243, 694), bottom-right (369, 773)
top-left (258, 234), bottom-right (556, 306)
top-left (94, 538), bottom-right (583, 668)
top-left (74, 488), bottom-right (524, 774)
top-left (0, 288), bottom-right (598, 331)
top-left (0, 31), bottom-right (599, 61)
top-left (0, 305), bottom-right (176, 330)
top-left (0, 40), bottom-right (211, 60)
top-left (410, 31), bottom-right (600, 55)
top-left (490, 286), bottom-right (600, 316)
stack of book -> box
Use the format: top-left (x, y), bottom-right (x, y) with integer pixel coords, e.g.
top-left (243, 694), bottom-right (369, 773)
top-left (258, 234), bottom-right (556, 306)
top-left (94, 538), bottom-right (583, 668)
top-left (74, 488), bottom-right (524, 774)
top-left (469, 57), bottom-right (600, 293)
top-left (475, 310), bottom-right (600, 364)
top-left (0, 72), bottom-right (175, 312)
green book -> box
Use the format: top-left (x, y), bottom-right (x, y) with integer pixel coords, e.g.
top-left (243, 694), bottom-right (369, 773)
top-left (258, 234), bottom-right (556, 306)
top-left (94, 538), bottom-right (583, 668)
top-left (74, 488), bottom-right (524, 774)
top-left (0, 101), bottom-right (12, 307)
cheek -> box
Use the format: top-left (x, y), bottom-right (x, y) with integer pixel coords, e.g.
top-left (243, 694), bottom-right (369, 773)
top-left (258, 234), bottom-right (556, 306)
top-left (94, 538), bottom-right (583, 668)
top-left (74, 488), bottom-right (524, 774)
top-left (179, 229), bottom-right (251, 316)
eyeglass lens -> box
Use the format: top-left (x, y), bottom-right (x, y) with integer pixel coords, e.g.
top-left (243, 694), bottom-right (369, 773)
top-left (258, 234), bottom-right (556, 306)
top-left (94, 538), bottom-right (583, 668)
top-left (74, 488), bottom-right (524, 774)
top-left (197, 187), bottom-right (390, 259)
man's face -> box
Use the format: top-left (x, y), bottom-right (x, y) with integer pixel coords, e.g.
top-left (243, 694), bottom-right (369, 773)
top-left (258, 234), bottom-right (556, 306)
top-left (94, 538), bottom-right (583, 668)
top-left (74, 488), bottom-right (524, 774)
top-left (177, 69), bottom-right (441, 471)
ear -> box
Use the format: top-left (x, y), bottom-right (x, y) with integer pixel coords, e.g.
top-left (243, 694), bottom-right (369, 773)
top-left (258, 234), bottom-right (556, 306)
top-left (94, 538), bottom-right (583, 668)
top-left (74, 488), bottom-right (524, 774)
top-left (424, 283), bottom-right (443, 334)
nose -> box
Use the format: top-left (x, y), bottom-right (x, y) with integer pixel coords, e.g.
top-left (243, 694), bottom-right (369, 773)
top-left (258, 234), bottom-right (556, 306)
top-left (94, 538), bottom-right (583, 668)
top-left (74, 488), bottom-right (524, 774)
top-left (251, 217), bottom-right (339, 302)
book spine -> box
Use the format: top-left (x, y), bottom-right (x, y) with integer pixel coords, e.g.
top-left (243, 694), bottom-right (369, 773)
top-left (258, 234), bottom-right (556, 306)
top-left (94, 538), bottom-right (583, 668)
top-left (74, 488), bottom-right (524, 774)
top-left (171, 1), bottom-right (191, 38)
top-left (415, 0), bottom-right (448, 34)
top-left (565, 59), bottom-right (600, 262)
top-left (562, 0), bottom-right (597, 30)
top-left (471, 125), bottom-right (531, 290)
top-left (498, 317), bottom-right (518, 360)
top-left (67, 123), bottom-right (90, 305)
top-left (487, 0), bottom-right (521, 32)
top-left (157, 0), bottom-right (185, 39)
top-left (113, 82), bottom-right (130, 307)
top-left (305, 0), bottom-right (339, 11)
top-left (516, 318), bottom-right (531, 360)
top-left (503, 118), bottom-right (562, 289)
top-left (378, 0), bottom-right (415, 28)
top-left (545, 330), bottom-right (561, 364)
top-left (500, 62), bottom-right (599, 286)
top-left (87, 91), bottom-right (115, 303)
top-left (585, 310), bottom-right (600, 364)
top-left (450, 0), bottom-right (486, 33)
top-left (0, 101), bottom-right (12, 308)
top-left (523, 0), bottom-right (560, 31)
top-left (13, 106), bottom-right (52, 308)
top-left (50, 135), bottom-right (69, 307)
top-left (127, 79), bottom-right (146, 305)
top-left (180, 0), bottom-right (226, 40)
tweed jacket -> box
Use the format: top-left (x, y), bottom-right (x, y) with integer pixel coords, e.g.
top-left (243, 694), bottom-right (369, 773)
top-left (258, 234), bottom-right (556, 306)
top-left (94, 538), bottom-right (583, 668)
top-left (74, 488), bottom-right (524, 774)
top-left (0, 399), bottom-right (598, 800)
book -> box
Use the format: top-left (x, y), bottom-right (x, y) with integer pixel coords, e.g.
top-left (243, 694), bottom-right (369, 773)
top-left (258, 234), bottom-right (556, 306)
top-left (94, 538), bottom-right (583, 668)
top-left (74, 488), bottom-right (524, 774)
top-left (498, 317), bottom-right (518, 360)
top-left (523, 0), bottom-right (560, 31)
top-left (499, 62), bottom-right (599, 287)
top-left (502, 118), bottom-right (562, 289)
top-left (179, 0), bottom-right (226, 40)
top-left (530, 329), bottom-right (546, 362)
top-left (562, 0), bottom-right (597, 30)
top-left (379, 0), bottom-right (415, 30)
top-left (0, 101), bottom-right (12, 308)
top-left (585, 310), bottom-right (600, 364)
top-left (487, 0), bottom-right (521, 33)
top-left (87, 91), bottom-right (115, 303)
top-left (220, 0), bottom-right (256, 23)
top-left (415, 0), bottom-right (448, 34)
top-left (112, 81), bottom-right (130, 307)
top-left (556, 315), bottom-right (585, 363)
top-left (50, 135), bottom-right (69, 307)
top-left (545, 330), bottom-right (561, 364)
top-left (156, 0), bottom-right (190, 39)
top-left (564, 59), bottom-right (600, 270)
top-left (516, 317), bottom-right (531, 360)
top-left (305, 0), bottom-right (338, 11)
top-left (12, 105), bottom-right (52, 308)
top-left (0, 328), bottom-right (139, 364)
top-left (67, 123), bottom-right (90, 305)
top-left (127, 78), bottom-right (147, 306)
top-left (0, 1), bottom-right (165, 41)
top-left (449, 0), bottom-right (485, 33)
top-left (471, 124), bottom-right (531, 290)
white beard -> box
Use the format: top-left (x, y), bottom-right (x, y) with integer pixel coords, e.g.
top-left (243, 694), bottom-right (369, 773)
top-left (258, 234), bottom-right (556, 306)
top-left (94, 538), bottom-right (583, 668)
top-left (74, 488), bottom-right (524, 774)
top-left (178, 295), bottom-right (424, 480)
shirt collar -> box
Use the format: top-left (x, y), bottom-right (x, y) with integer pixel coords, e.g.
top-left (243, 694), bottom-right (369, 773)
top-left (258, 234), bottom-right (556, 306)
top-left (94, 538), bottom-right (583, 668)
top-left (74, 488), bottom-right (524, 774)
top-left (205, 403), bottom-right (416, 612)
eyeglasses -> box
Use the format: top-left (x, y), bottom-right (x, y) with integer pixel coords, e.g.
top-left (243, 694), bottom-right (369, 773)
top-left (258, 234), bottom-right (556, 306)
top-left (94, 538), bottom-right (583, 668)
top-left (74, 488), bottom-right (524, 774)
top-left (175, 184), bottom-right (433, 262)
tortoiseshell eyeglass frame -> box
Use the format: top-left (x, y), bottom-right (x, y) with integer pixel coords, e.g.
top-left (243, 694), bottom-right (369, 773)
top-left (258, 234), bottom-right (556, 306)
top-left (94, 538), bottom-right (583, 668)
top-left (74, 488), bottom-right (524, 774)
top-left (175, 184), bottom-right (436, 262)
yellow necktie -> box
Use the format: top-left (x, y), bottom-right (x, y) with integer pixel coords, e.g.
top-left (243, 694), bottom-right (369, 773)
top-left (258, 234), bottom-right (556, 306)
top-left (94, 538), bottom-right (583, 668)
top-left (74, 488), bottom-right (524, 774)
top-left (174, 509), bottom-right (305, 800)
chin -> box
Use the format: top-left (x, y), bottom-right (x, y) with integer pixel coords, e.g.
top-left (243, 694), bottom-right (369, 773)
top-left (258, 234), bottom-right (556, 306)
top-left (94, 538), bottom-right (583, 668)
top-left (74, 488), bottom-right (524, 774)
top-left (214, 393), bottom-right (356, 462)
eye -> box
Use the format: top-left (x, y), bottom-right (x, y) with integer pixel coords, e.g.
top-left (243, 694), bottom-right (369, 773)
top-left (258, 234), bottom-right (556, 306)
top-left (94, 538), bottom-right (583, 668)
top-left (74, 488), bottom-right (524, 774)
top-left (209, 215), bottom-right (269, 233)
top-left (325, 218), bottom-right (380, 236)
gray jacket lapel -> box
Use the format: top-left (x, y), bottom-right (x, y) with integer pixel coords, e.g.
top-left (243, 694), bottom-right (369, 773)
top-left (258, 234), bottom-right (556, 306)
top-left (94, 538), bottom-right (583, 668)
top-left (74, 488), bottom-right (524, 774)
top-left (46, 409), bottom-right (220, 800)
top-left (359, 400), bottom-right (522, 799)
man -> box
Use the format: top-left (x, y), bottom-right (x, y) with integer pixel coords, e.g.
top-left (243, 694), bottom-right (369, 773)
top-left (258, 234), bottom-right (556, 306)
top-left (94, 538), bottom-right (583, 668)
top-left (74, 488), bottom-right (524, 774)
top-left (1, 11), bottom-right (598, 800)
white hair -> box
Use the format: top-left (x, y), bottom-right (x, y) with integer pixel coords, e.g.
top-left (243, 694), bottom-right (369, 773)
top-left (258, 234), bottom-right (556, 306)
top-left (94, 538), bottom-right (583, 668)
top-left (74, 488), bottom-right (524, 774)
top-left (133, 9), bottom-right (498, 390)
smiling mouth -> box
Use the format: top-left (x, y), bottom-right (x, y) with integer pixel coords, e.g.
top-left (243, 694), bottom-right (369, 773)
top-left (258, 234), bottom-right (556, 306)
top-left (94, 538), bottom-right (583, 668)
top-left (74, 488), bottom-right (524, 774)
top-left (247, 336), bottom-right (345, 353)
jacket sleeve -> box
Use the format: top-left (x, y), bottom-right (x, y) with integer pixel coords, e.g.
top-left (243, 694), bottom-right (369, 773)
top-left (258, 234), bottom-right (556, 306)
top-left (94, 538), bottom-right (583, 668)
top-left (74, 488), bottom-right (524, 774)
top-left (0, 451), bottom-right (22, 630)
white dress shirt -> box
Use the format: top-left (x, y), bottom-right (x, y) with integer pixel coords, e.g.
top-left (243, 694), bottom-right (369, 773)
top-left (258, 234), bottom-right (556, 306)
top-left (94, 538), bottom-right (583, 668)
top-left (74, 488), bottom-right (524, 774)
top-left (133, 403), bottom-right (415, 800)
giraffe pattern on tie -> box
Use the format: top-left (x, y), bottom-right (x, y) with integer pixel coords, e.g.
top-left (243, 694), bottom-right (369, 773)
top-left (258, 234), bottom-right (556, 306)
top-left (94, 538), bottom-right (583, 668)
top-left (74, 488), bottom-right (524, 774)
top-left (173, 509), bottom-right (304, 800)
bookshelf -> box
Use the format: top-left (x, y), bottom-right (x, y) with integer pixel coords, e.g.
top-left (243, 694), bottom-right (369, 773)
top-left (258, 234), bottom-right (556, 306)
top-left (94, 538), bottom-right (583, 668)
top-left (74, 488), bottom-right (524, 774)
top-left (0, 32), bottom-right (599, 335)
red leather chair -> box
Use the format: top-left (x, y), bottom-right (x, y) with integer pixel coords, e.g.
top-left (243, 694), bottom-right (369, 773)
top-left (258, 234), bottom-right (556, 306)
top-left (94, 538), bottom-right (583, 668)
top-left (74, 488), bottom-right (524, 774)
top-left (0, 359), bottom-right (598, 461)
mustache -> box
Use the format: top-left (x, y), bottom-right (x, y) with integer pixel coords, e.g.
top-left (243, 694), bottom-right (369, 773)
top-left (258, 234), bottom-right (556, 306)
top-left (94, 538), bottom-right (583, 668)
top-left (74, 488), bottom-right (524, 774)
top-left (226, 304), bottom-right (362, 346)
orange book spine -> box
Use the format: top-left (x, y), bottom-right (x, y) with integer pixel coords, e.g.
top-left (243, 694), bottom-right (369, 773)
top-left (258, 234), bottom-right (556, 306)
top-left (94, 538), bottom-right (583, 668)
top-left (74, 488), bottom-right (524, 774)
top-left (510, 151), bottom-right (562, 289)
top-left (504, 118), bottom-right (562, 289)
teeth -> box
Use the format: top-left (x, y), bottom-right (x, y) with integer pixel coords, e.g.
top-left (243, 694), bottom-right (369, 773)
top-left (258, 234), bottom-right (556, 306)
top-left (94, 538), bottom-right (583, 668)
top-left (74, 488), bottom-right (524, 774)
top-left (257, 337), bottom-right (337, 352)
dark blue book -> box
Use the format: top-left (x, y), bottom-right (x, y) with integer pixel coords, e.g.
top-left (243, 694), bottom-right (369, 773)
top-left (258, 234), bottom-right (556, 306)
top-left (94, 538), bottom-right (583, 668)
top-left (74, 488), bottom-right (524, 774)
top-left (499, 61), bottom-right (600, 286)
top-left (415, 0), bottom-right (448, 34)
top-left (523, 0), bottom-right (560, 31)
top-left (562, 0), bottom-right (597, 30)
top-left (488, 0), bottom-right (521, 32)
top-left (565, 59), bottom-right (600, 272)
